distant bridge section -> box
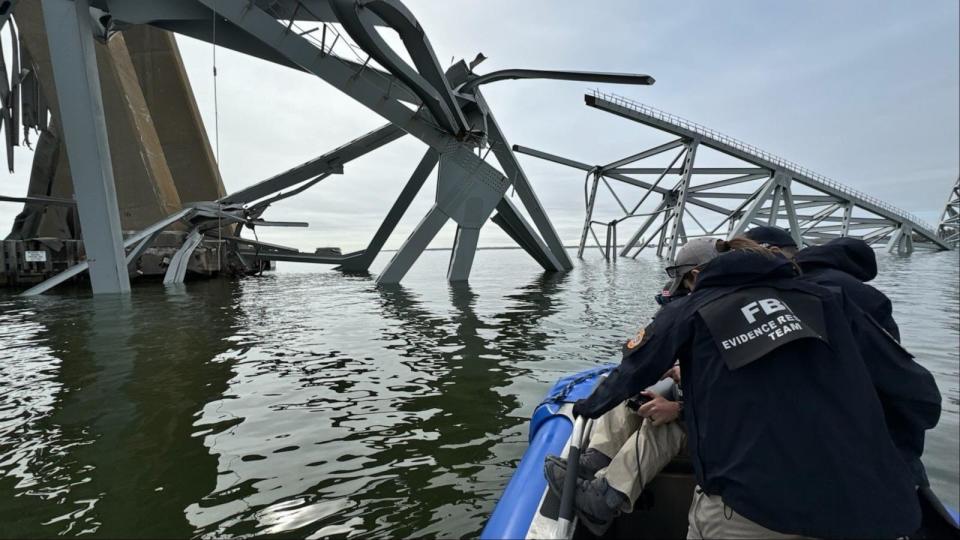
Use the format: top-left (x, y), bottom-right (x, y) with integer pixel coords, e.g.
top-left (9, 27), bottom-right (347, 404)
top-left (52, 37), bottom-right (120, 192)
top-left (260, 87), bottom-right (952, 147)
top-left (937, 176), bottom-right (959, 246)
top-left (515, 90), bottom-right (951, 261)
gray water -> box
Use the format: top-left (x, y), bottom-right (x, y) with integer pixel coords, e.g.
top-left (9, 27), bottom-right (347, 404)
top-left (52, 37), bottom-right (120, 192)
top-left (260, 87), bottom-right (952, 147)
top-left (0, 249), bottom-right (957, 538)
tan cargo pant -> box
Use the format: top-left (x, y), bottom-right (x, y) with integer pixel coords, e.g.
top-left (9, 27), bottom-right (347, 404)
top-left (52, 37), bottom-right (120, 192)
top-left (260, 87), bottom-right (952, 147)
top-left (686, 489), bottom-right (815, 539)
top-left (587, 403), bottom-right (686, 511)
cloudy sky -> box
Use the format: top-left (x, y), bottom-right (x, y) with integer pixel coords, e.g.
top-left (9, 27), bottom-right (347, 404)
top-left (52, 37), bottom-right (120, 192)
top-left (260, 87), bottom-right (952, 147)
top-left (1, 0), bottom-right (957, 253)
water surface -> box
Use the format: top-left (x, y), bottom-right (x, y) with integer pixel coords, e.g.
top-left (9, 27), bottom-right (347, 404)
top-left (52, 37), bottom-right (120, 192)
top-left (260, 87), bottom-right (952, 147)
top-left (0, 249), bottom-right (957, 537)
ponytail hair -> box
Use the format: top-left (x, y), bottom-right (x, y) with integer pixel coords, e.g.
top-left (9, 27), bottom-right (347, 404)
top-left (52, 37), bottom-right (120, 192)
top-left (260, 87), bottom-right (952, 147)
top-left (716, 236), bottom-right (802, 274)
top-left (716, 236), bottom-right (773, 257)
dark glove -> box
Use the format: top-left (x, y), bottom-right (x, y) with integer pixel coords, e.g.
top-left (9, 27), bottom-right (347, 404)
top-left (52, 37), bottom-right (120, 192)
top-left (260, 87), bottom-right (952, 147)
top-left (572, 399), bottom-right (594, 419)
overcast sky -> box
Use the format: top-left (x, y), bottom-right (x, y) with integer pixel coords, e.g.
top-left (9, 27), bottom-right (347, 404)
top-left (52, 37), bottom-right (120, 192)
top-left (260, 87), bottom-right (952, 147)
top-left (1, 1), bottom-right (957, 253)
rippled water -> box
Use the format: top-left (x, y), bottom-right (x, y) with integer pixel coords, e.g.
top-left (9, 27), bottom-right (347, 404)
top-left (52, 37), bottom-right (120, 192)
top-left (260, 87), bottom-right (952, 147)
top-left (0, 249), bottom-right (957, 538)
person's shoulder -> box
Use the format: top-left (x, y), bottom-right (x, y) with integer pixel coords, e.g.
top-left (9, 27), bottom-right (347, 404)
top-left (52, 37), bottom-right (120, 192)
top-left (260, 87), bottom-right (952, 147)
top-left (801, 267), bottom-right (887, 302)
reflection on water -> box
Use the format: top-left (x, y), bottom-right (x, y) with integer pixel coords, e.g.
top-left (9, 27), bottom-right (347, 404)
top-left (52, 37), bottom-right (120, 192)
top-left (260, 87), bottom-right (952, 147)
top-left (0, 282), bottom-right (239, 537)
top-left (0, 249), bottom-right (957, 537)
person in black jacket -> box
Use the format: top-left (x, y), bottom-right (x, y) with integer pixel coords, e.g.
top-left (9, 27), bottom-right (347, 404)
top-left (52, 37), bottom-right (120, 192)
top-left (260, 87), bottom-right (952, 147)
top-left (795, 236), bottom-right (900, 340)
top-left (574, 239), bottom-right (940, 539)
top-left (744, 226), bottom-right (900, 340)
top-left (745, 228), bottom-right (937, 490)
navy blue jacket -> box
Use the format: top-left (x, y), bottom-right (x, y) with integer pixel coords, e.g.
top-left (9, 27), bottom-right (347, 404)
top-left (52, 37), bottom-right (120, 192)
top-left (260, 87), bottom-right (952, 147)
top-left (796, 238), bottom-right (941, 486)
top-left (575, 251), bottom-right (938, 538)
top-left (797, 237), bottom-right (900, 340)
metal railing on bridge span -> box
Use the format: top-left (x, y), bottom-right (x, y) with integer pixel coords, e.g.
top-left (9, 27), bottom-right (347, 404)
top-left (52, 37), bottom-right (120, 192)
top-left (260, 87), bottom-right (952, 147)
top-left (590, 90), bottom-right (935, 233)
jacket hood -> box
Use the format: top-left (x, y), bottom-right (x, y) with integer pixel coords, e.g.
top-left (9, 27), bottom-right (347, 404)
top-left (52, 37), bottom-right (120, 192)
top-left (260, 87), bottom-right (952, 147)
top-left (796, 237), bottom-right (877, 282)
top-left (694, 250), bottom-right (798, 290)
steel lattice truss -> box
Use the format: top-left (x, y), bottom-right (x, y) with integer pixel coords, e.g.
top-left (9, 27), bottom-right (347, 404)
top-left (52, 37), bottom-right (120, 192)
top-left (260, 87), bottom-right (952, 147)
top-left (516, 90), bottom-right (952, 262)
top-left (937, 177), bottom-right (960, 246)
top-left (1, 1), bottom-right (952, 295)
top-left (3, 0), bottom-right (657, 294)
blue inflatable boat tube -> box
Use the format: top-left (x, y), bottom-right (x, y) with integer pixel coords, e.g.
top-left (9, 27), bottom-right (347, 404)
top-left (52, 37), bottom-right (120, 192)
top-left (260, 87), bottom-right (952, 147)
top-left (481, 365), bottom-right (614, 540)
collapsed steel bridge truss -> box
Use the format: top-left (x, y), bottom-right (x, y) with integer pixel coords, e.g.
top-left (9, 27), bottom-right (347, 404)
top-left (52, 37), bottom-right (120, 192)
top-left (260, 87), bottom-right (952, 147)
top-left (516, 90), bottom-right (952, 261)
top-left (937, 176), bottom-right (959, 246)
top-left (3, 1), bottom-right (951, 296)
top-left (7, 0), bottom-right (657, 294)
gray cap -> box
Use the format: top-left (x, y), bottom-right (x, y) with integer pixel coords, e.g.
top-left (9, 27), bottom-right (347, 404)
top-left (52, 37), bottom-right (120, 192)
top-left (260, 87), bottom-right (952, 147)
top-left (665, 237), bottom-right (721, 293)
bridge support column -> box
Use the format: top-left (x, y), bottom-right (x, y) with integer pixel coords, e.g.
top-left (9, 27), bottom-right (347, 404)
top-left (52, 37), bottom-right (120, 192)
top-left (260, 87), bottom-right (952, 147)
top-left (767, 185), bottom-right (783, 226)
top-left (781, 183), bottom-right (803, 247)
top-left (447, 226), bottom-right (480, 281)
top-left (42, 0), bottom-right (130, 294)
top-left (839, 202), bottom-right (853, 237)
top-left (886, 225), bottom-right (913, 255)
top-left (902, 227), bottom-right (914, 254)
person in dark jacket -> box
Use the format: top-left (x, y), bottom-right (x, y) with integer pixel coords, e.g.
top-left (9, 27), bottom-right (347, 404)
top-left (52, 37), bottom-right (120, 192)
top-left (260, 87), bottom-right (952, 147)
top-left (744, 226), bottom-right (900, 340)
top-left (574, 240), bottom-right (940, 539)
top-left (795, 236), bottom-right (900, 340)
top-left (745, 228), bottom-right (937, 489)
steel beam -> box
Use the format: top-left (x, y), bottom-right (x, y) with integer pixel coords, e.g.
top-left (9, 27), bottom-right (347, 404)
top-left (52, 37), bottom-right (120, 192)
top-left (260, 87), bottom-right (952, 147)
top-left (163, 225), bottom-right (203, 284)
top-left (447, 226), bottom-right (480, 281)
top-left (42, 0), bottom-right (130, 294)
top-left (222, 123), bottom-right (404, 205)
top-left (664, 141), bottom-right (698, 261)
top-left (885, 226), bottom-right (903, 254)
top-left (807, 222), bottom-right (898, 233)
top-left (781, 184), bottom-right (803, 246)
top-left (196, 0), bottom-right (445, 148)
top-left (629, 217), bottom-right (669, 259)
top-left (729, 176), bottom-right (776, 238)
top-left (339, 148), bottom-right (438, 272)
top-left (601, 139), bottom-right (684, 170)
top-left (800, 203), bottom-right (842, 234)
top-left (863, 226), bottom-right (894, 245)
top-left (125, 230), bottom-right (163, 265)
top-left (578, 171), bottom-right (601, 258)
top-left (936, 176), bottom-right (959, 245)
top-left (687, 173), bottom-right (769, 193)
top-left (491, 197), bottom-right (563, 271)
top-left (485, 110), bottom-right (572, 269)
top-left (512, 144), bottom-right (670, 195)
top-left (607, 167), bottom-right (766, 175)
top-left (620, 199), bottom-right (668, 256)
top-left (767, 185), bottom-right (783, 226)
top-left (376, 205), bottom-right (449, 284)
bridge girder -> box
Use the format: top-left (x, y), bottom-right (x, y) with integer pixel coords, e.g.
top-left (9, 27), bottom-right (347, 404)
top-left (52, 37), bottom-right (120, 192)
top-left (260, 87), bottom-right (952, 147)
top-left (515, 91), bottom-right (952, 262)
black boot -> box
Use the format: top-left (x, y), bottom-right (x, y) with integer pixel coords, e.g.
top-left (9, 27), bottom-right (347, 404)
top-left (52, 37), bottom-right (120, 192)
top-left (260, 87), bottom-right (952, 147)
top-left (544, 448), bottom-right (612, 479)
top-left (543, 458), bottom-right (628, 536)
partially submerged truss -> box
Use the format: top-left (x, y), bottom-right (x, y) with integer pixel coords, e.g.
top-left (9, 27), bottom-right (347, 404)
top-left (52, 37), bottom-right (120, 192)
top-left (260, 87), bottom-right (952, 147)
top-left (516, 90), bottom-right (952, 262)
top-left (6, 0), bottom-right (655, 294)
top-left (937, 176), bottom-right (959, 246)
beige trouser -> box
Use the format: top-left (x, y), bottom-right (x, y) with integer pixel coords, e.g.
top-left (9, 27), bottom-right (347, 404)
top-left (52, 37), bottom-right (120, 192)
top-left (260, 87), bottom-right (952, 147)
top-left (686, 489), bottom-right (815, 539)
top-left (588, 403), bottom-right (687, 511)
top-left (587, 402), bottom-right (644, 458)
